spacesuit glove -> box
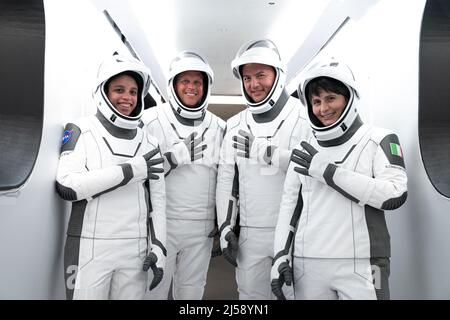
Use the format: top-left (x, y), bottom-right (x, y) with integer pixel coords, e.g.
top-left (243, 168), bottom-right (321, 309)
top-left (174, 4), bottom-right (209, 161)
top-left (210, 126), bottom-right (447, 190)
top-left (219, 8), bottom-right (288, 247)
top-left (221, 230), bottom-right (238, 267)
top-left (232, 129), bottom-right (277, 165)
top-left (142, 148), bottom-right (165, 180)
top-left (270, 257), bottom-right (293, 300)
top-left (166, 132), bottom-right (207, 168)
top-left (143, 246), bottom-right (166, 290)
top-left (125, 148), bottom-right (162, 181)
top-left (208, 224), bottom-right (222, 258)
top-left (291, 141), bottom-right (332, 182)
top-left (143, 252), bottom-right (164, 290)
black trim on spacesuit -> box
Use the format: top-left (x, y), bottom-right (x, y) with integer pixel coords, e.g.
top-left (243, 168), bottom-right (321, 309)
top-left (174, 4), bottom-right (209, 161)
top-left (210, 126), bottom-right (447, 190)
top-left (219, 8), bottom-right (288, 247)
top-left (335, 145), bottom-right (356, 164)
top-left (201, 126), bottom-right (210, 140)
top-left (66, 200), bottom-right (88, 237)
top-left (273, 185), bottom-right (303, 260)
top-left (263, 146), bottom-right (277, 165)
top-left (148, 217), bottom-right (167, 256)
top-left (290, 184), bottom-right (303, 256)
top-left (102, 138), bottom-right (141, 158)
top-left (64, 235), bottom-right (81, 300)
top-left (55, 181), bottom-right (77, 201)
top-left (364, 205), bottom-right (391, 257)
top-left (380, 134), bottom-right (406, 169)
top-left (273, 251), bottom-right (286, 262)
top-left (96, 111), bottom-right (137, 140)
top-left (252, 89), bottom-right (289, 124)
top-left (219, 164), bottom-right (240, 235)
top-left (323, 164), bottom-right (360, 203)
top-left (381, 191), bottom-right (408, 210)
top-left (370, 257), bottom-right (391, 300)
top-left (144, 180), bottom-right (153, 213)
top-left (61, 123), bottom-right (81, 153)
top-left (219, 200), bottom-right (234, 233)
top-left (91, 163), bottom-right (133, 199)
top-left (317, 115), bottom-right (363, 147)
top-left (231, 163), bottom-right (241, 237)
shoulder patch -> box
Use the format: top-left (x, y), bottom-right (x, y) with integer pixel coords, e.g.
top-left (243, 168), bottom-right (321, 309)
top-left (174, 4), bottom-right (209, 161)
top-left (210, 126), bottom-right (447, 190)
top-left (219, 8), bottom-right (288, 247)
top-left (380, 134), bottom-right (405, 168)
top-left (61, 123), bottom-right (81, 153)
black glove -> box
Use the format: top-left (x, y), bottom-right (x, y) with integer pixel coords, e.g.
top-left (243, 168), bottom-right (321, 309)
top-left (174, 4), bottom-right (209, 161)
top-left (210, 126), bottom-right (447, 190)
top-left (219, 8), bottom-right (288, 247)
top-left (290, 141), bottom-right (318, 176)
top-left (232, 129), bottom-right (254, 158)
top-left (222, 231), bottom-right (238, 267)
top-left (232, 129), bottom-right (276, 165)
top-left (164, 132), bottom-right (207, 174)
top-left (208, 225), bottom-right (222, 258)
top-left (291, 141), bottom-right (335, 183)
top-left (271, 261), bottom-right (293, 300)
top-left (143, 148), bottom-right (165, 180)
top-left (143, 252), bottom-right (164, 290)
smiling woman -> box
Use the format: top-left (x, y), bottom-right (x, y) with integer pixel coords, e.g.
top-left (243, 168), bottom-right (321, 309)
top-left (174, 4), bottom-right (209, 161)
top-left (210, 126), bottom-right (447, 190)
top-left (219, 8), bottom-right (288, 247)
top-left (106, 73), bottom-right (139, 116)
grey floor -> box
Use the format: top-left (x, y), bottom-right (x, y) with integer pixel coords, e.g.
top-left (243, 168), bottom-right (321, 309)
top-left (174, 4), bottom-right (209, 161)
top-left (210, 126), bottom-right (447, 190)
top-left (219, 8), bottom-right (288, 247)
top-left (203, 255), bottom-right (238, 300)
top-left (161, 254), bottom-right (238, 300)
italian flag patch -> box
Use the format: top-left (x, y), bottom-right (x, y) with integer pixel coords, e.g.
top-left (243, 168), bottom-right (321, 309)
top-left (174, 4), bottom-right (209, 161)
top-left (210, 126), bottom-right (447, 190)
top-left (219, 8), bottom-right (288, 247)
top-left (390, 143), bottom-right (403, 158)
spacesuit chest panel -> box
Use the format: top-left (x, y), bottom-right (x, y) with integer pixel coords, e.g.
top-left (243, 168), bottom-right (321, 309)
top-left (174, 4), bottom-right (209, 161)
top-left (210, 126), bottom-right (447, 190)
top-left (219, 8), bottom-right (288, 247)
top-left (308, 124), bottom-right (372, 171)
top-left (153, 107), bottom-right (221, 220)
top-left (244, 98), bottom-right (303, 153)
top-left (159, 107), bottom-right (221, 167)
top-left (297, 124), bottom-right (376, 258)
top-left (236, 100), bottom-right (305, 227)
top-left (78, 116), bottom-right (147, 239)
top-left (85, 116), bottom-right (144, 169)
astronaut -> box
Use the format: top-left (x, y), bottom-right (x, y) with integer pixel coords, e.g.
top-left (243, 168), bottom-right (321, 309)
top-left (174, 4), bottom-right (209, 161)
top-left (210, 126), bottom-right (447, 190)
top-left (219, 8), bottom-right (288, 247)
top-left (143, 51), bottom-right (225, 300)
top-left (271, 58), bottom-right (408, 300)
top-left (216, 39), bottom-right (310, 299)
top-left (55, 54), bottom-right (166, 300)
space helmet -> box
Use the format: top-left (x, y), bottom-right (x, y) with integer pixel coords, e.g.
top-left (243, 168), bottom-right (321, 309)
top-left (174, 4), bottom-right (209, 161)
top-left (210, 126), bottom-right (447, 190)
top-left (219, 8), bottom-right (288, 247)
top-left (93, 53), bottom-right (151, 129)
top-left (298, 57), bottom-right (360, 142)
top-left (231, 39), bottom-right (286, 114)
top-left (167, 50), bottom-right (214, 119)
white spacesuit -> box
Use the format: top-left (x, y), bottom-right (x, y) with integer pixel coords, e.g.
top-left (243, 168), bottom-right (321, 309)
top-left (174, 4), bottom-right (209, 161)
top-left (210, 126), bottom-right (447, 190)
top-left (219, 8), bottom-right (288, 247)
top-left (56, 54), bottom-right (166, 300)
top-left (272, 58), bottom-right (408, 300)
top-left (144, 51), bottom-right (225, 300)
top-left (216, 39), bottom-right (309, 299)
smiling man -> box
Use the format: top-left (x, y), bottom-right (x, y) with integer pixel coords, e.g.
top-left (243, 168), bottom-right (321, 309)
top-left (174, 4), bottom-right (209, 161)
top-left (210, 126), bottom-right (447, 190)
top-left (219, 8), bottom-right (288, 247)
top-left (144, 51), bottom-right (225, 300)
top-left (174, 70), bottom-right (204, 108)
top-left (216, 39), bottom-right (310, 300)
top-left (241, 63), bottom-right (276, 104)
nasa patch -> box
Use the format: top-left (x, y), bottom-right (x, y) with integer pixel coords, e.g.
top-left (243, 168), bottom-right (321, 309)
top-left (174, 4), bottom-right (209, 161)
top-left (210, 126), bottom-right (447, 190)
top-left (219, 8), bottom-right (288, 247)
top-left (62, 130), bottom-right (74, 145)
